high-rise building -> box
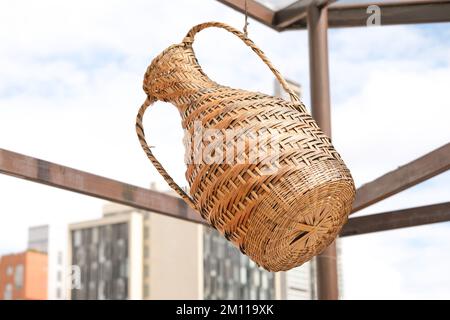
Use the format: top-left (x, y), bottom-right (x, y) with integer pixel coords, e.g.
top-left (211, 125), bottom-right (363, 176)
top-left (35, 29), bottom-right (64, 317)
top-left (142, 206), bottom-right (203, 299)
top-left (68, 208), bottom-right (143, 300)
top-left (68, 200), bottom-right (276, 300)
top-left (274, 245), bottom-right (343, 300)
top-left (203, 227), bottom-right (275, 300)
top-left (27, 225), bottom-right (67, 300)
top-left (28, 225), bottom-right (49, 253)
top-left (0, 250), bottom-right (47, 300)
top-left (275, 260), bottom-right (317, 300)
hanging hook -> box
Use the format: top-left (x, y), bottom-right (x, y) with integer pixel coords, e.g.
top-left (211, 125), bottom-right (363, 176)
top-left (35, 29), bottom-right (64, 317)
top-left (243, 0), bottom-right (249, 37)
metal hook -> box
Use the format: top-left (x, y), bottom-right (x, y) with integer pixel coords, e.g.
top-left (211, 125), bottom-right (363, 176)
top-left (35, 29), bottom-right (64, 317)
top-left (243, 0), bottom-right (249, 37)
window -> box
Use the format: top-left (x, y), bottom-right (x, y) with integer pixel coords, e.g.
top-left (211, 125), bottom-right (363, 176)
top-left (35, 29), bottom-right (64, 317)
top-left (144, 284), bottom-right (150, 298)
top-left (104, 225), bottom-right (113, 239)
top-left (116, 239), bottom-right (126, 259)
top-left (144, 227), bottom-right (149, 239)
top-left (98, 243), bottom-right (106, 262)
top-left (103, 243), bottom-right (112, 260)
top-left (119, 260), bottom-right (128, 278)
top-left (260, 291), bottom-right (267, 300)
top-left (261, 273), bottom-right (268, 289)
top-left (88, 281), bottom-right (97, 300)
top-left (57, 270), bottom-right (62, 282)
top-left (6, 266), bottom-right (13, 276)
top-left (56, 287), bottom-right (62, 299)
top-left (98, 281), bottom-right (106, 300)
top-left (119, 222), bottom-right (129, 239)
top-left (14, 264), bottom-right (24, 289)
top-left (250, 288), bottom-right (257, 300)
top-left (57, 251), bottom-right (63, 265)
top-left (92, 227), bottom-right (99, 244)
top-left (240, 267), bottom-right (247, 283)
top-left (204, 236), bottom-right (210, 254)
top-left (73, 230), bottom-right (82, 247)
top-left (144, 265), bottom-right (149, 278)
top-left (100, 261), bottom-right (112, 281)
top-left (3, 284), bottom-right (13, 300)
top-left (252, 270), bottom-right (260, 286)
top-left (115, 278), bottom-right (126, 300)
top-left (75, 247), bottom-right (86, 265)
top-left (89, 243), bottom-right (98, 259)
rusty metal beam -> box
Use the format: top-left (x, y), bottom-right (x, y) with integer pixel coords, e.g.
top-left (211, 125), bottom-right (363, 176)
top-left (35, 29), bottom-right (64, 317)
top-left (342, 202), bottom-right (450, 237)
top-left (0, 148), bottom-right (205, 225)
top-left (352, 143), bottom-right (450, 214)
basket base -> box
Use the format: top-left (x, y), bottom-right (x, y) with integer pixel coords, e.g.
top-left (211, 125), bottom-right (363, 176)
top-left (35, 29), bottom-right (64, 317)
top-left (242, 162), bottom-right (354, 272)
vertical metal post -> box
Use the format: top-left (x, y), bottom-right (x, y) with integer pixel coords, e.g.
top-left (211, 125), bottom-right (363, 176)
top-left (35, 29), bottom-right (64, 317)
top-left (307, 4), bottom-right (339, 300)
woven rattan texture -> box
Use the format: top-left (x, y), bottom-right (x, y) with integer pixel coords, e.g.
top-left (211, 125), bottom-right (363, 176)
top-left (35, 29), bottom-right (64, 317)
top-left (136, 22), bottom-right (355, 271)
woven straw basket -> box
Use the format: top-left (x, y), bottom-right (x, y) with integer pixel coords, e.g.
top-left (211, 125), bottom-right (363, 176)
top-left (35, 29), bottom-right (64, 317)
top-left (136, 22), bottom-right (355, 271)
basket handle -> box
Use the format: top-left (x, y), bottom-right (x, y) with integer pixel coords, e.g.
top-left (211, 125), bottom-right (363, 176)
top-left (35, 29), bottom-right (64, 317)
top-left (136, 97), bottom-right (198, 211)
top-left (183, 21), bottom-right (303, 105)
top-left (136, 22), bottom-right (303, 213)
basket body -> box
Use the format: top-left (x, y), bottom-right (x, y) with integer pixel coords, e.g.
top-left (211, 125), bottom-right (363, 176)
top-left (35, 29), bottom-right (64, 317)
top-left (139, 25), bottom-right (355, 271)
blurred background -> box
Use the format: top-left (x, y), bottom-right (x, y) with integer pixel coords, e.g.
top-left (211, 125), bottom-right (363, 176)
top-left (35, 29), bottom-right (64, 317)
top-left (0, 0), bottom-right (449, 300)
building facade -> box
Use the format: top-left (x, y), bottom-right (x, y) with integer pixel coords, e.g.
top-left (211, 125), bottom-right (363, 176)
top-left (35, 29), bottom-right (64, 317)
top-left (143, 208), bottom-right (203, 299)
top-left (68, 201), bottom-right (277, 300)
top-left (203, 227), bottom-right (275, 300)
top-left (28, 225), bottom-right (67, 300)
top-left (68, 208), bottom-right (143, 300)
top-left (275, 260), bottom-right (317, 300)
top-left (0, 250), bottom-right (47, 300)
top-left (28, 225), bottom-right (49, 253)
top-left (275, 241), bottom-right (343, 300)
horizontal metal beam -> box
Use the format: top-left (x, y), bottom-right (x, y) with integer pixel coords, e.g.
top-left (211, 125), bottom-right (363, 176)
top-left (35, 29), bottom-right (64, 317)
top-left (341, 202), bottom-right (450, 237)
top-left (324, 0), bottom-right (450, 29)
top-left (274, 0), bottom-right (334, 29)
top-left (218, 0), bottom-right (450, 31)
top-left (2, 147), bottom-right (449, 234)
top-left (0, 148), bottom-right (205, 225)
top-left (352, 142), bottom-right (450, 213)
top-left (217, 0), bottom-right (276, 30)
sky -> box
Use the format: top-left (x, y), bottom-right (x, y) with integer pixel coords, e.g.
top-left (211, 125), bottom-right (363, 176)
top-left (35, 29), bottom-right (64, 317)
top-left (0, 0), bottom-right (449, 299)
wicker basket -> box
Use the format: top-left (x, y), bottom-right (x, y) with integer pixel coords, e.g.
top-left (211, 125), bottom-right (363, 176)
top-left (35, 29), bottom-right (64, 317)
top-left (136, 22), bottom-right (355, 271)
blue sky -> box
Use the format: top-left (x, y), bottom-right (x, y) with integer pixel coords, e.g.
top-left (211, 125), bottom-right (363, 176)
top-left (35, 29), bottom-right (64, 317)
top-left (0, 0), bottom-right (449, 299)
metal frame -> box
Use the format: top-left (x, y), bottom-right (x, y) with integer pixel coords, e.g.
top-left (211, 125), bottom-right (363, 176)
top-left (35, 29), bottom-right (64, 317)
top-left (0, 149), bottom-right (203, 225)
top-left (307, 3), bottom-right (338, 300)
top-left (2, 145), bottom-right (448, 234)
top-left (1, 0), bottom-right (449, 300)
top-left (351, 143), bottom-right (450, 213)
top-left (218, 0), bottom-right (450, 31)
top-left (342, 202), bottom-right (450, 237)
top-left (215, 0), bottom-right (450, 299)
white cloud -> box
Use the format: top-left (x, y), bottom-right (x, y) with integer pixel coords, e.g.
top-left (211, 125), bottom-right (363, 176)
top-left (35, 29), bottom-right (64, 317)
top-left (0, 0), bottom-right (449, 299)
top-left (333, 65), bottom-right (450, 185)
top-left (342, 222), bottom-right (450, 300)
